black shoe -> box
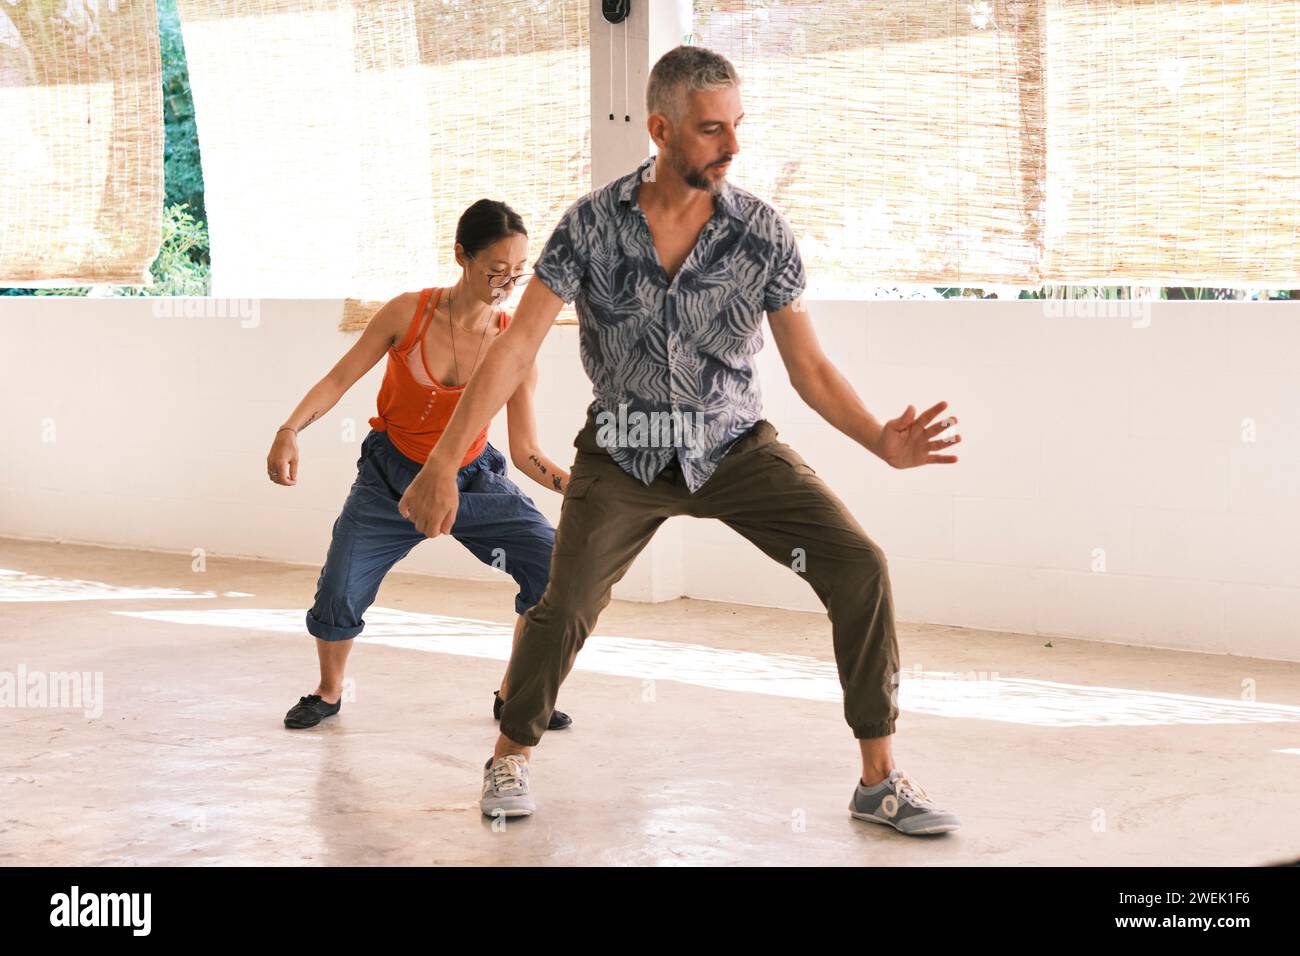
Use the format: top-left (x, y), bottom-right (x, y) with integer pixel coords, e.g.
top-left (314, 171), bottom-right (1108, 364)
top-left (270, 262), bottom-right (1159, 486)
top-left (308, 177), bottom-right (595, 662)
top-left (493, 690), bottom-right (572, 731)
top-left (284, 693), bottom-right (341, 729)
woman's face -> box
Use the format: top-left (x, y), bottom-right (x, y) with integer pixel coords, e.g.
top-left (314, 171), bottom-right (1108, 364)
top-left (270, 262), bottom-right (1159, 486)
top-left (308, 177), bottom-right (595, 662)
top-left (459, 232), bottom-right (529, 306)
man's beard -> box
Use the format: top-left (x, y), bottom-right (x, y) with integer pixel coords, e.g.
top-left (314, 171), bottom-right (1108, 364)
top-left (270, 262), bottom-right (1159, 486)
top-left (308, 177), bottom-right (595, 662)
top-left (671, 149), bottom-right (727, 195)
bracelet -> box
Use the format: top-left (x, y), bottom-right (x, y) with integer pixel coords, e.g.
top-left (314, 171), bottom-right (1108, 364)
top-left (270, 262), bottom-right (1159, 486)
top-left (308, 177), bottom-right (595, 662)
top-left (277, 426), bottom-right (297, 435)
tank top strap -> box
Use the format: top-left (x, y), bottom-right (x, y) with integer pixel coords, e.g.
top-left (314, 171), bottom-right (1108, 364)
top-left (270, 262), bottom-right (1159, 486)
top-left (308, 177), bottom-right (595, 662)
top-left (419, 287), bottom-right (444, 342)
top-left (498, 308), bottom-right (511, 332)
top-left (396, 288), bottom-right (443, 354)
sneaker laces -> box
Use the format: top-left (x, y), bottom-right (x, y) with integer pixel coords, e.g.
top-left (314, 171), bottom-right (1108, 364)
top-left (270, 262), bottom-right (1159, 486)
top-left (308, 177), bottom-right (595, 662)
top-left (891, 770), bottom-right (935, 809)
top-left (491, 754), bottom-right (527, 793)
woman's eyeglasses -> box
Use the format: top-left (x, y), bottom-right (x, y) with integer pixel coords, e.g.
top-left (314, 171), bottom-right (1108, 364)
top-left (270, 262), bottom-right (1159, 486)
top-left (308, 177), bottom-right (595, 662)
top-left (467, 252), bottom-right (531, 289)
top-left (487, 271), bottom-right (531, 289)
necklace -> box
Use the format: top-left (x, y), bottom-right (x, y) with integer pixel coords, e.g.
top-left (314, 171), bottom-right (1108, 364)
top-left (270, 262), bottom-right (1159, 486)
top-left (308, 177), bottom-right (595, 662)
top-left (417, 286), bottom-right (495, 426)
top-left (446, 285), bottom-right (494, 388)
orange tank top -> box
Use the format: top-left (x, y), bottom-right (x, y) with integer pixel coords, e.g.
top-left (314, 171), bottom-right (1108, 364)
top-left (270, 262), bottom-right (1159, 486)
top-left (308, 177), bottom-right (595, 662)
top-left (367, 287), bottom-right (510, 467)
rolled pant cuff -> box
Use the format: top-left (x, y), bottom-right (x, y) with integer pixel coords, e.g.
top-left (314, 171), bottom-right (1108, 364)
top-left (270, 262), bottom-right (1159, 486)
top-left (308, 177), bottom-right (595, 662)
top-left (498, 720), bottom-right (542, 748)
top-left (853, 718), bottom-right (896, 740)
top-left (305, 610), bottom-right (364, 642)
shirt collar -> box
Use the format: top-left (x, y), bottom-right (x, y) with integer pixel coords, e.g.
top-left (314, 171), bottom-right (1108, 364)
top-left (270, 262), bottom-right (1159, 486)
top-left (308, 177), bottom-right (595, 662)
top-left (618, 154), bottom-right (741, 221)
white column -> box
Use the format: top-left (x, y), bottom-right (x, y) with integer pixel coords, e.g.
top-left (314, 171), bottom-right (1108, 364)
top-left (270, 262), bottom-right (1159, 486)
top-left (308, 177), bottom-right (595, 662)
top-left (588, 0), bottom-right (693, 190)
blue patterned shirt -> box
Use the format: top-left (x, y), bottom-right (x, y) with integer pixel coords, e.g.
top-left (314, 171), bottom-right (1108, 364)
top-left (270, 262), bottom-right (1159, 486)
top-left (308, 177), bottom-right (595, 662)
top-left (531, 154), bottom-right (808, 493)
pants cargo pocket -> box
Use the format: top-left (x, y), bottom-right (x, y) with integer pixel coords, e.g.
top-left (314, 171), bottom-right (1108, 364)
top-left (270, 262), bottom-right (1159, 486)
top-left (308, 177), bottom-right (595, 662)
top-left (553, 472), bottom-right (600, 556)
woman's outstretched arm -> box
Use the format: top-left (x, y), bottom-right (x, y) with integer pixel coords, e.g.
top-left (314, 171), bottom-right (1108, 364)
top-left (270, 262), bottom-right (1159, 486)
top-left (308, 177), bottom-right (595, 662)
top-left (266, 293), bottom-right (413, 486)
top-left (504, 359), bottom-right (570, 495)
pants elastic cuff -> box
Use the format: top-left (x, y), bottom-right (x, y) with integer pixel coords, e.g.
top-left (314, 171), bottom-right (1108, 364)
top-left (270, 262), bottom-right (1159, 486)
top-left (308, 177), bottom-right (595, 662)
top-left (853, 719), bottom-right (897, 740)
top-left (305, 610), bottom-right (363, 642)
top-left (499, 720), bottom-right (542, 748)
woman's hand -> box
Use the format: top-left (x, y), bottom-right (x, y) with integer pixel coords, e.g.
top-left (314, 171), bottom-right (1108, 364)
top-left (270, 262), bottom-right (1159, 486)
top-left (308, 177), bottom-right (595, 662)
top-left (267, 428), bottom-right (299, 485)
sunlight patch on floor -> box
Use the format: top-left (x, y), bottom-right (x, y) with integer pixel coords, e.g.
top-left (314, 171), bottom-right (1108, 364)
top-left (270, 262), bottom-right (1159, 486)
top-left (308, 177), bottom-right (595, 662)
top-left (112, 606), bottom-right (1300, 729)
top-left (0, 568), bottom-right (219, 603)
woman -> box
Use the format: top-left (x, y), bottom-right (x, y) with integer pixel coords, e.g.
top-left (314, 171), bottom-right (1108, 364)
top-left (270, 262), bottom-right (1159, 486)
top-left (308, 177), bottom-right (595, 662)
top-left (267, 199), bottom-right (573, 731)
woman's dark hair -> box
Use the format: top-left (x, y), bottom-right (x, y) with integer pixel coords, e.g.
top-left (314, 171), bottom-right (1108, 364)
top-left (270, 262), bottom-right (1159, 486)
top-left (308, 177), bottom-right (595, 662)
top-left (455, 199), bottom-right (527, 259)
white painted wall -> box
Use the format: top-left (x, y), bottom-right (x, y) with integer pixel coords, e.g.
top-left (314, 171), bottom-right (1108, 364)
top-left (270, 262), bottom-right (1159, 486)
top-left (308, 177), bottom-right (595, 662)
top-left (2, 297), bottom-right (1298, 662)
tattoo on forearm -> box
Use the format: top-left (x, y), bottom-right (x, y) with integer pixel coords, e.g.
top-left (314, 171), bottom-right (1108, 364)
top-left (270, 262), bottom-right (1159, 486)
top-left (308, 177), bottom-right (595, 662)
top-left (553, 475), bottom-right (562, 491)
top-left (529, 454), bottom-right (547, 475)
top-left (298, 411), bottom-right (320, 432)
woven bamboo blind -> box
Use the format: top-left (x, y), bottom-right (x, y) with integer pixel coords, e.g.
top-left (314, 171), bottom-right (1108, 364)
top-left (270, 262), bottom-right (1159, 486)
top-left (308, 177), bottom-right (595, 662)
top-left (697, 0), bottom-right (1300, 289)
top-left (1044, 0), bottom-right (1300, 284)
top-left (174, 0), bottom-right (590, 314)
top-left (11, 1), bottom-right (1289, 294)
top-left (0, 0), bottom-right (163, 287)
top-left (694, 0), bottom-right (1047, 292)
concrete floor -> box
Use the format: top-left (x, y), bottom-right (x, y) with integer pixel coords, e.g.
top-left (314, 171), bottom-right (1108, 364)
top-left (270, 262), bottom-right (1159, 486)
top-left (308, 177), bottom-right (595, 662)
top-left (3, 535), bottom-right (1299, 866)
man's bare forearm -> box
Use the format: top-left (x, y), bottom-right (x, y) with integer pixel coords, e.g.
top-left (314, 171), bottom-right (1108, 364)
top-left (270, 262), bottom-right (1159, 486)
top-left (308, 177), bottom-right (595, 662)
top-left (792, 360), bottom-right (886, 457)
top-left (425, 335), bottom-right (533, 472)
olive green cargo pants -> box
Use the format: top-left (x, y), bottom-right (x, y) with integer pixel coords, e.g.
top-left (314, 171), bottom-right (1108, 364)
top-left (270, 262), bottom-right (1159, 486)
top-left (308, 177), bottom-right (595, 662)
top-left (498, 410), bottom-right (901, 746)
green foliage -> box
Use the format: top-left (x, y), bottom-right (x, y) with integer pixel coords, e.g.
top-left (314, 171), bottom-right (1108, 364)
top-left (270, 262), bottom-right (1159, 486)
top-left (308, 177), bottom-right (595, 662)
top-left (117, 203), bottom-right (211, 296)
top-left (158, 0), bottom-right (206, 225)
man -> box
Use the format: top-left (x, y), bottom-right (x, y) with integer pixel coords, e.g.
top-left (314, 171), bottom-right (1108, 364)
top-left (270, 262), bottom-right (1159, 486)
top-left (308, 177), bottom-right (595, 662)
top-left (399, 45), bottom-right (964, 836)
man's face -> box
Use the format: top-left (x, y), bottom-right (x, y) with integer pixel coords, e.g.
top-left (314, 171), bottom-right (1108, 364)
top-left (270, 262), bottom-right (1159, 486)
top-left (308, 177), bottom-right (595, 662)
top-left (662, 85), bottom-right (743, 195)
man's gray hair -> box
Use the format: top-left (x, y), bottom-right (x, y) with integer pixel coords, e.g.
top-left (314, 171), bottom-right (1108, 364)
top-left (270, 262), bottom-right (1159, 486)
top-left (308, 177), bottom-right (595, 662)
top-left (646, 45), bottom-right (740, 124)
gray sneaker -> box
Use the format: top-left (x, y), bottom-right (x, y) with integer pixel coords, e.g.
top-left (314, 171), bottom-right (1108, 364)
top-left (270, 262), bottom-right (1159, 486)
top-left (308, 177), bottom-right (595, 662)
top-left (849, 769), bottom-right (961, 835)
top-left (481, 754), bottom-right (534, 818)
